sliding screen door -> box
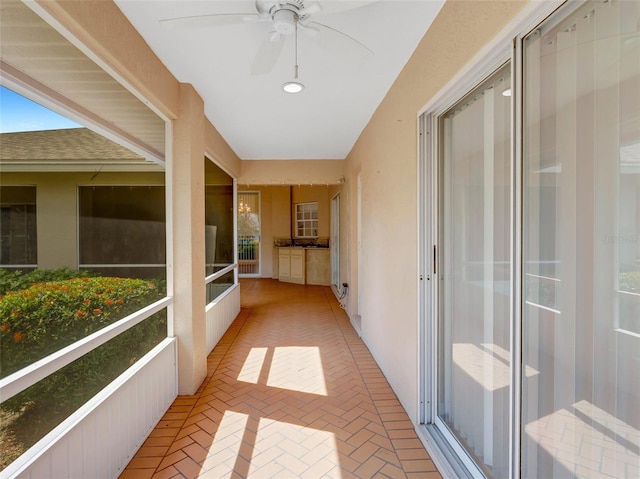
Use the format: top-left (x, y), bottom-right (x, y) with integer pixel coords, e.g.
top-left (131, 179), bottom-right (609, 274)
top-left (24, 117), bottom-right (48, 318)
top-left (331, 193), bottom-right (340, 288)
top-left (438, 63), bottom-right (512, 478)
top-left (522, 1), bottom-right (640, 476)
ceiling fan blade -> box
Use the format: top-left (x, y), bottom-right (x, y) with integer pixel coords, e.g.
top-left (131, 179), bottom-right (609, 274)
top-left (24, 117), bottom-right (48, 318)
top-left (255, 0), bottom-right (272, 16)
top-left (159, 13), bottom-right (260, 29)
top-left (251, 31), bottom-right (285, 75)
top-left (299, 2), bottom-right (322, 17)
top-left (299, 22), bottom-right (320, 36)
top-left (312, 1), bottom-right (376, 16)
top-left (306, 21), bottom-right (374, 60)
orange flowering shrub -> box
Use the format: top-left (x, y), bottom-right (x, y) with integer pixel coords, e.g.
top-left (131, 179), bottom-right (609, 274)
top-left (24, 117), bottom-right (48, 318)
top-left (0, 271), bottom-right (166, 425)
top-left (0, 275), bottom-right (163, 378)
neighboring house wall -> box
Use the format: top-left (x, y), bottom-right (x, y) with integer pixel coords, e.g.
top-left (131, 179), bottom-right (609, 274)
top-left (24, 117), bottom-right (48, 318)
top-left (1, 172), bottom-right (165, 270)
top-left (343, 0), bottom-right (528, 422)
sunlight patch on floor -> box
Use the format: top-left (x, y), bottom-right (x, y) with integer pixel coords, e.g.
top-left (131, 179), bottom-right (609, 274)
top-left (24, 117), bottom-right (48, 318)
top-left (201, 410), bottom-right (249, 478)
top-left (267, 346), bottom-right (327, 396)
top-left (249, 418), bottom-right (340, 478)
top-left (453, 342), bottom-right (540, 392)
top-left (237, 347), bottom-right (268, 384)
top-left (524, 400), bottom-right (639, 478)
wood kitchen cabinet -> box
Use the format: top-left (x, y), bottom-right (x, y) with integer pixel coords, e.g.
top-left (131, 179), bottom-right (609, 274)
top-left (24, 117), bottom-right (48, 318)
top-left (278, 247), bottom-right (330, 285)
top-left (278, 248), bottom-right (305, 284)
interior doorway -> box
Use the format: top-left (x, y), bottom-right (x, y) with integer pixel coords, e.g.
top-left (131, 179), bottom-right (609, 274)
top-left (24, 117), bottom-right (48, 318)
top-left (238, 191), bottom-right (261, 277)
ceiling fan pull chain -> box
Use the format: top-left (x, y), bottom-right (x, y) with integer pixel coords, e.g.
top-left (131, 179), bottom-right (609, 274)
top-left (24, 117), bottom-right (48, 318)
top-left (294, 20), bottom-right (300, 80)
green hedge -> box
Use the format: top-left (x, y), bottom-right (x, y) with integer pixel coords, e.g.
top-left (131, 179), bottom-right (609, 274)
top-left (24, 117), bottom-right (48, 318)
top-left (0, 267), bottom-right (96, 297)
top-left (620, 271), bottom-right (640, 294)
top-left (0, 271), bottom-right (167, 461)
top-left (0, 272), bottom-right (166, 405)
top-left (0, 275), bottom-right (163, 378)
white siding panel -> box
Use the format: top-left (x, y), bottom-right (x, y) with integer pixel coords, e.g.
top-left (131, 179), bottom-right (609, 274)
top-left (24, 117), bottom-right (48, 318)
top-left (4, 338), bottom-right (177, 479)
top-left (95, 397), bottom-right (111, 477)
top-left (206, 284), bottom-right (241, 354)
top-left (82, 414), bottom-right (98, 478)
top-left (49, 442), bottom-right (68, 479)
top-left (67, 426), bottom-right (84, 478)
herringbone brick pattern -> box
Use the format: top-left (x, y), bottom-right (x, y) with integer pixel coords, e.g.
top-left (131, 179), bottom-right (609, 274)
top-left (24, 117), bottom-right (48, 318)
top-left (120, 279), bottom-right (441, 479)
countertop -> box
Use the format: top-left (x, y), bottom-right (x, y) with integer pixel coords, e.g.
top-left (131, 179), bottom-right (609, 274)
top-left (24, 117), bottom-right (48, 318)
top-left (276, 245), bottom-right (329, 249)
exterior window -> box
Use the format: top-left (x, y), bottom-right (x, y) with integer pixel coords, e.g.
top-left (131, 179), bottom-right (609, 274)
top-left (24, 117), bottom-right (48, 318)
top-left (295, 202), bottom-right (318, 238)
top-left (78, 186), bottom-right (166, 279)
top-left (0, 186), bottom-right (37, 268)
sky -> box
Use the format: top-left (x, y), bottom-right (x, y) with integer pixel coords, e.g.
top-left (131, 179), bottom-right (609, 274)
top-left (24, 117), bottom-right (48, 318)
top-left (0, 86), bottom-right (81, 133)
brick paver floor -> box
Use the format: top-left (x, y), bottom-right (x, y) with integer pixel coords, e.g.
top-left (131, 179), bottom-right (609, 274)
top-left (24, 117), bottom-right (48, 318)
top-left (120, 279), bottom-right (441, 479)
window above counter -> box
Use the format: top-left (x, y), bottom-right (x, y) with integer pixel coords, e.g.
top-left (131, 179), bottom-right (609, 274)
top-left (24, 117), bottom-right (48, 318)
top-left (295, 202), bottom-right (318, 238)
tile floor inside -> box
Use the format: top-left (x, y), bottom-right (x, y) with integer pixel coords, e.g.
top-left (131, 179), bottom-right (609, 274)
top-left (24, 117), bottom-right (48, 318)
top-left (120, 279), bottom-right (442, 479)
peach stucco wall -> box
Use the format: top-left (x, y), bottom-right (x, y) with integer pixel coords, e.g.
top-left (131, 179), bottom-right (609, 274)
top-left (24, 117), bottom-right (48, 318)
top-left (344, 0), bottom-right (527, 420)
top-left (239, 159), bottom-right (344, 186)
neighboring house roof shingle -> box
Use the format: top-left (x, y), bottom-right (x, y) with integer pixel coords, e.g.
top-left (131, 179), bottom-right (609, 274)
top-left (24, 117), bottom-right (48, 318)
top-left (0, 127), bottom-right (163, 172)
top-left (0, 127), bottom-right (144, 161)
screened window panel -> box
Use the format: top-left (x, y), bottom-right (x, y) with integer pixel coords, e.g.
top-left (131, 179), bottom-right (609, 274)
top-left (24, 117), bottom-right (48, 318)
top-left (205, 159), bottom-right (234, 277)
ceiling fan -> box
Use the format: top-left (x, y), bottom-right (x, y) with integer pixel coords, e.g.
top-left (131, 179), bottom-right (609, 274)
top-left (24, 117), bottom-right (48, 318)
top-left (159, 0), bottom-right (375, 75)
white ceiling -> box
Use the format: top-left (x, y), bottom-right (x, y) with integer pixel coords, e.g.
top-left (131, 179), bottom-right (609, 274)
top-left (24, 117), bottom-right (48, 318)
top-left (114, 0), bottom-right (444, 160)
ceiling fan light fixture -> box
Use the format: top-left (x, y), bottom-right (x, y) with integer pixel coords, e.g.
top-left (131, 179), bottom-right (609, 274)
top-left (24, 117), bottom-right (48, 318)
top-left (282, 81), bottom-right (305, 93)
top-left (282, 18), bottom-right (304, 94)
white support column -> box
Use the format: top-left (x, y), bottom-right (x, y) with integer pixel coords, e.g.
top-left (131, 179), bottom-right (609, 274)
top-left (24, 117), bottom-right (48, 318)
top-left (171, 83), bottom-right (207, 395)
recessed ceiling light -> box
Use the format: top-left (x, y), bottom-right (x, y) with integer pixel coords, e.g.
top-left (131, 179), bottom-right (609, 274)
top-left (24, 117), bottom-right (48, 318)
top-left (282, 81), bottom-right (305, 93)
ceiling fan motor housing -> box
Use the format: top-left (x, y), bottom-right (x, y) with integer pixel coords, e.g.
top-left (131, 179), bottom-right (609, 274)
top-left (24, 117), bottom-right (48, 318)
top-left (272, 8), bottom-right (298, 35)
